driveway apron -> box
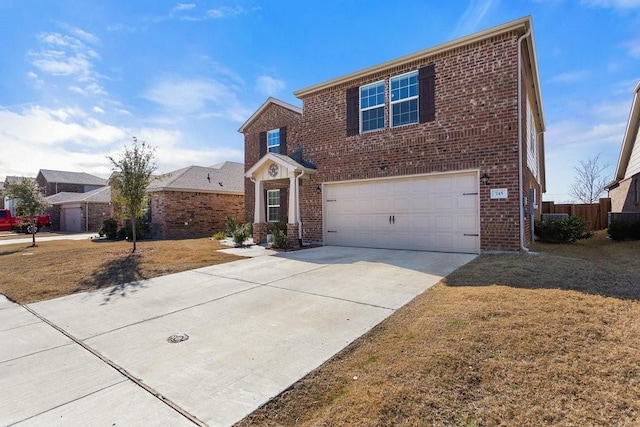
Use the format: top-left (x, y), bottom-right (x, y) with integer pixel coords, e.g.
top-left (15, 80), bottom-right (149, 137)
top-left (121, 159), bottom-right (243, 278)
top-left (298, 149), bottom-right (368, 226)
top-left (0, 246), bottom-right (475, 426)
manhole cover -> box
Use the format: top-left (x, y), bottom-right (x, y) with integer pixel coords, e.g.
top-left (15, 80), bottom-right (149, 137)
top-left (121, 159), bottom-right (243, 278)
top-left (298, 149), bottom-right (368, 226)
top-left (167, 333), bottom-right (189, 343)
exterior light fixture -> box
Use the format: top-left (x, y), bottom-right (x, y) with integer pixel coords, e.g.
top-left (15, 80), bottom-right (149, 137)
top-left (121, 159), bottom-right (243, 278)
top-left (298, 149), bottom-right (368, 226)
top-left (480, 172), bottom-right (490, 185)
top-left (316, 185), bottom-right (322, 194)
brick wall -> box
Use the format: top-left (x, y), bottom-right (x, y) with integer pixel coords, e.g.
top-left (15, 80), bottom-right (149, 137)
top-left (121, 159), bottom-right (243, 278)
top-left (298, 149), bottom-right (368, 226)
top-left (244, 30), bottom-right (543, 251)
top-left (244, 103), bottom-right (304, 223)
top-left (46, 205), bottom-right (61, 231)
top-left (86, 203), bottom-right (110, 232)
top-left (610, 173), bottom-right (640, 213)
top-left (150, 191), bottom-right (244, 239)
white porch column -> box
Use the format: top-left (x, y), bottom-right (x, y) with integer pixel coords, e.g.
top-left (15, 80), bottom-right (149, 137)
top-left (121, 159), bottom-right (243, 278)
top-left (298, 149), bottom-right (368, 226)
top-left (254, 179), bottom-right (265, 223)
top-left (288, 171), bottom-right (298, 224)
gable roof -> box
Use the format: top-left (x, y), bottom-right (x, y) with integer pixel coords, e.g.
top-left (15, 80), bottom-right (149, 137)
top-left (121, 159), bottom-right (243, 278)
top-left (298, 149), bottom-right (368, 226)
top-left (238, 97), bottom-right (302, 133)
top-left (607, 80), bottom-right (640, 189)
top-left (147, 161), bottom-right (244, 194)
top-left (245, 152), bottom-right (317, 178)
top-left (292, 16), bottom-right (544, 136)
top-left (37, 169), bottom-right (107, 186)
top-left (45, 186), bottom-right (111, 204)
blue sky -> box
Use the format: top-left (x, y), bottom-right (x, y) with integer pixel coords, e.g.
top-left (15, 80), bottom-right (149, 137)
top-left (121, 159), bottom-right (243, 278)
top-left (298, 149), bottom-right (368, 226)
top-left (1, 0), bottom-right (639, 202)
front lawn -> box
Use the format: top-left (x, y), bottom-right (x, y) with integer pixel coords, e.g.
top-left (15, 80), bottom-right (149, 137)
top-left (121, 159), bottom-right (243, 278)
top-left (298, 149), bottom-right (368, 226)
top-left (0, 237), bottom-right (242, 304)
top-left (237, 231), bottom-right (640, 426)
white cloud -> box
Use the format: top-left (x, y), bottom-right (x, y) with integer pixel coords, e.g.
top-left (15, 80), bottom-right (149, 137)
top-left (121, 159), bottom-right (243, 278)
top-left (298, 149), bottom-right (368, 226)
top-left (205, 6), bottom-right (245, 19)
top-left (28, 27), bottom-right (106, 95)
top-left (172, 3), bottom-right (196, 12)
top-left (143, 77), bottom-right (251, 122)
top-left (549, 70), bottom-right (591, 84)
top-left (93, 106), bottom-right (105, 114)
top-left (450, 0), bottom-right (496, 38)
top-left (255, 75), bottom-right (285, 96)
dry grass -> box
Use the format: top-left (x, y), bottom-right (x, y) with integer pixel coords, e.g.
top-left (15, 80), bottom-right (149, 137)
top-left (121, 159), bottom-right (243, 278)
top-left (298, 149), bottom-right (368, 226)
top-left (0, 237), bottom-right (242, 304)
top-left (237, 232), bottom-right (640, 426)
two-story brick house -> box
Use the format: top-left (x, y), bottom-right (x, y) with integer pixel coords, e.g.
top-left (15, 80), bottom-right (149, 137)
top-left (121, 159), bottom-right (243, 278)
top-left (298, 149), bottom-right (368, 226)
top-left (241, 16), bottom-right (545, 253)
top-left (606, 80), bottom-right (640, 213)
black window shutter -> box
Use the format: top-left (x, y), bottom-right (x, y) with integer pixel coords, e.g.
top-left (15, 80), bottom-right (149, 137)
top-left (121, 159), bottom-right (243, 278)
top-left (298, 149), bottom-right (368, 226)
top-left (279, 126), bottom-right (287, 155)
top-left (419, 65), bottom-right (436, 123)
top-left (259, 131), bottom-right (267, 157)
top-left (346, 87), bottom-right (359, 136)
top-left (279, 188), bottom-right (288, 223)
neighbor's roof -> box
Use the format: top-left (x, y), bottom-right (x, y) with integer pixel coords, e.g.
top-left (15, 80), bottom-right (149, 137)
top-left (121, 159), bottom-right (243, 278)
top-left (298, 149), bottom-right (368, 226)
top-left (37, 169), bottom-right (107, 186)
top-left (147, 161), bottom-right (244, 194)
top-left (4, 176), bottom-right (34, 185)
top-left (238, 97), bottom-right (302, 133)
top-left (45, 186), bottom-right (111, 204)
top-left (607, 80), bottom-right (640, 189)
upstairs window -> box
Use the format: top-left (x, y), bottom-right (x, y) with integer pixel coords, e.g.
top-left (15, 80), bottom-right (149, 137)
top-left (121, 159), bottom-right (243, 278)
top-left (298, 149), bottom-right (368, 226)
top-left (360, 81), bottom-right (385, 133)
top-left (390, 71), bottom-right (418, 127)
top-left (267, 129), bottom-right (280, 153)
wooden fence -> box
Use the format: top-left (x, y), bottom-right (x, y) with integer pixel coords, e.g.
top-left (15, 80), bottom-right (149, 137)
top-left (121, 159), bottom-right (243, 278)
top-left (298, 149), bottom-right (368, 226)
top-left (542, 198), bottom-right (611, 231)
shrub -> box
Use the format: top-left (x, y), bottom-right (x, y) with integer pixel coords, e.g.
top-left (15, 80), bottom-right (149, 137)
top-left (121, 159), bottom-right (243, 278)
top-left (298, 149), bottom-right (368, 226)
top-left (269, 221), bottom-right (287, 234)
top-left (534, 216), bottom-right (593, 243)
top-left (99, 218), bottom-right (118, 239)
top-left (118, 219), bottom-right (151, 241)
top-left (608, 220), bottom-right (640, 241)
top-left (225, 214), bottom-right (239, 237)
top-left (231, 223), bottom-right (251, 245)
top-left (270, 227), bottom-right (290, 249)
top-left (212, 231), bottom-right (226, 240)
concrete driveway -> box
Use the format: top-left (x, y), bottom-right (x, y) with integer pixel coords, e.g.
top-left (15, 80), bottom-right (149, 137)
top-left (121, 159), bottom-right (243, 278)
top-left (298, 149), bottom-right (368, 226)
top-left (0, 232), bottom-right (97, 246)
top-left (0, 246), bottom-right (475, 426)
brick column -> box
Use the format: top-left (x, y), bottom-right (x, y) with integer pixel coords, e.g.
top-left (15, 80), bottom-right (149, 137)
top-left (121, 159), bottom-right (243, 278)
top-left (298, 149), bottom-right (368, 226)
top-left (286, 223), bottom-right (300, 248)
top-left (253, 222), bottom-right (268, 244)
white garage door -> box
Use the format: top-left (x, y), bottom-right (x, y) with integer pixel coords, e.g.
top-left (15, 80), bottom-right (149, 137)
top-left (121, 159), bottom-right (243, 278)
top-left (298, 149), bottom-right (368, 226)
top-left (62, 207), bottom-right (82, 232)
top-left (323, 172), bottom-right (480, 253)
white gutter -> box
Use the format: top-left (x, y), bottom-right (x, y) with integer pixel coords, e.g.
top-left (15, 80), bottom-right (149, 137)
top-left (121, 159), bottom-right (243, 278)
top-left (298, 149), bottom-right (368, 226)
top-left (296, 169), bottom-right (305, 242)
top-left (517, 28), bottom-right (531, 251)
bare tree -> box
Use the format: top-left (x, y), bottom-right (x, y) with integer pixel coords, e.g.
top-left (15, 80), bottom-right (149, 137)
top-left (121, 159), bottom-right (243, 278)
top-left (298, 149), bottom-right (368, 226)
top-left (569, 154), bottom-right (610, 204)
top-left (108, 137), bottom-right (157, 253)
top-left (6, 177), bottom-right (50, 247)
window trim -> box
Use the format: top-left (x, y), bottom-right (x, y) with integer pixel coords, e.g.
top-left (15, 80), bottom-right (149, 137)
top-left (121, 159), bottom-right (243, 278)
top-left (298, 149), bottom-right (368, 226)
top-left (267, 129), bottom-right (280, 153)
top-left (359, 80), bottom-right (386, 134)
top-left (390, 70), bottom-right (419, 128)
top-left (266, 189), bottom-right (280, 223)
top-left (635, 177), bottom-right (640, 204)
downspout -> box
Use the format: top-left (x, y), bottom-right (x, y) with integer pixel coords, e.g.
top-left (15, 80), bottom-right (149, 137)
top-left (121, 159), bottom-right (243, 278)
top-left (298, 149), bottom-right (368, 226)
top-left (296, 169), bottom-right (305, 245)
top-left (85, 202), bottom-right (89, 232)
top-left (517, 28), bottom-right (532, 251)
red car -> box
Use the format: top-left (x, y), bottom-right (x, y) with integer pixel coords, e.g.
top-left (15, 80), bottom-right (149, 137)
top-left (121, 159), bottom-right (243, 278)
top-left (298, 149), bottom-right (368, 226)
top-left (0, 209), bottom-right (51, 233)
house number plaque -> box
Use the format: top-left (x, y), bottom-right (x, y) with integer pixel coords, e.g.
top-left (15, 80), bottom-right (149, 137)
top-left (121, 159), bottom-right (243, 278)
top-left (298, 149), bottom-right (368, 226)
top-left (490, 188), bottom-right (508, 199)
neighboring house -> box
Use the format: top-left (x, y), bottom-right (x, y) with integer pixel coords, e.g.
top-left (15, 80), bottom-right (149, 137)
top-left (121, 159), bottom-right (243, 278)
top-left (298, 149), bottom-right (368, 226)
top-left (45, 187), bottom-right (111, 233)
top-left (144, 161), bottom-right (245, 239)
top-left (36, 169), bottom-right (107, 197)
top-left (241, 16), bottom-right (545, 253)
top-left (606, 80), bottom-right (640, 213)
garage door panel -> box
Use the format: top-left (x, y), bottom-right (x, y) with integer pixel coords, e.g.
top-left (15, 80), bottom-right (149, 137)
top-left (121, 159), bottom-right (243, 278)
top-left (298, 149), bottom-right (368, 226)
top-left (434, 196), bottom-right (453, 210)
top-left (324, 172), bottom-right (480, 253)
